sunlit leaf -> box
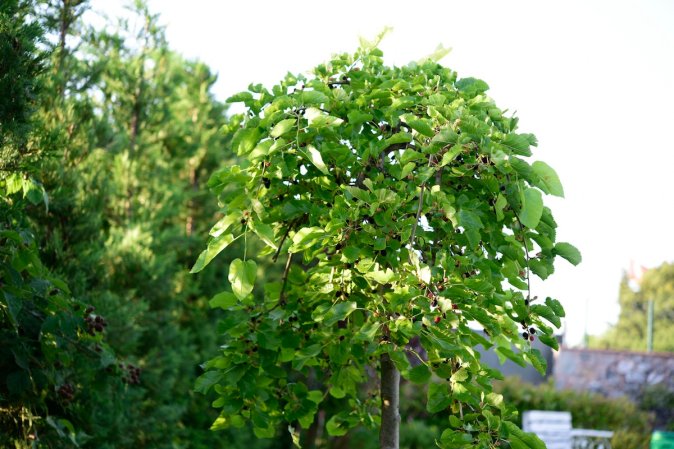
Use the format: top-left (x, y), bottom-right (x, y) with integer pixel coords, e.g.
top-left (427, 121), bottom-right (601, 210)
top-left (270, 118), bottom-right (296, 138)
top-left (519, 188), bottom-right (543, 229)
top-left (228, 259), bottom-right (257, 300)
top-left (232, 127), bottom-right (261, 155)
top-left (304, 144), bottom-right (329, 175)
top-left (191, 234), bottom-right (236, 273)
top-left (532, 161), bottom-right (564, 197)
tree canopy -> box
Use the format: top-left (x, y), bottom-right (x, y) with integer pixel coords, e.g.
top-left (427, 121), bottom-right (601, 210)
top-left (194, 34), bottom-right (579, 449)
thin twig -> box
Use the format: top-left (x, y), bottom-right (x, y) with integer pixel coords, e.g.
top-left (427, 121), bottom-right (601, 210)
top-left (279, 252), bottom-right (294, 303)
top-left (272, 220), bottom-right (296, 262)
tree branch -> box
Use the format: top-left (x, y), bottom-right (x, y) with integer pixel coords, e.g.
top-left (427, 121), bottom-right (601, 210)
top-left (279, 252), bottom-right (294, 303)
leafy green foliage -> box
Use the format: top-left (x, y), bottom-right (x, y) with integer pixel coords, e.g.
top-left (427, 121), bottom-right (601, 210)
top-left (1, 2), bottom-right (115, 446)
top-left (2, 1), bottom-right (244, 447)
top-left (0, 0), bottom-right (45, 171)
top-left (195, 41), bottom-right (576, 447)
top-left (639, 384), bottom-right (674, 430)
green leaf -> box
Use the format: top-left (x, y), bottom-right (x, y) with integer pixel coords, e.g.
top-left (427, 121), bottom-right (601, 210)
top-left (440, 146), bottom-right (462, 167)
top-left (228, 259), bottom-right (257, 300)
top-left (458, 209), bottom-right (483, 230)
top-left (450, 368), bottom-right (469, 383)
top-left (519, 188), bottom-right (543, 229)
top-left (2, 292), bottom-right (21, 327)
top-left (495, 346), bottom-right (526, 367)
top-left (530, 304), bottom-right (561, 328)
top-left (307, 390), bottom-right (323, 404)
top-left (427, 382), bottom-right (452, 413)
top-left (483, 409), bottom-right (501, 430)
top-left (545, 297), bottom-right (565, 317)
top-left (289, 226), bottom-right (325, 253)
top-left (191, 234), bottom-right (236, 273)
top-left (194, 371), bottom-right (223, 394)
top-left (322, 301), bottom-right (357, 326)
top-left (402, 115), bottom-right (434, 137)
top-left (227, 91), bottom-right (253, 103)
top-left (503, 133), bottom-right (537, 156)
top-left (366, 267), bottom-right (395, 284)
top-left (250, 220), bottom-right (277, 250)
top-left (529, 259), bottom-right (549, 280)
top-left (329, 385), bottom-right (346, 398)
top-left (495, 194), bottom-right (508, 221)
top-left (304, 145), bottom-right (329, 175)
top-left (209, 291), bottom-right (238, 310)
top-left (389, 350), bottom-right (410, 372)
top-left (326, 415), bottom-right (348, 437)
top-left (440, 429), bottom-right (474, 447)
top-left (526, 348), bottom-right (547, 376)
top-left (539, 333), bottom-right (559, 351)
top-left (347, 110), bottom-right (373, 127)
top-left (22, 178), bottom-right (45, 207)
top-left (456, 77), bottom-right (489, 97)
top-left (406, 364), bottom-right (431, 384)
top-left (270, 118), bottom-right (296, 138)
top-left (355, 321), bottom-right (381, 342)
top-left (385, 132), bottom-right (413, 146)
top-left (504, 421), bottom-right (547, 449)
top-left (232, 127), bottom-right (261, 155)
top-left (209, 213), bottom-right (240, 238)
top-left (305, 107), bottom-right (343, 127)
top-left (449, 415), bottom-right (462, 428)
top-left (532, 161), bottom-right (564, 197)
top-left (299, 90), bottom-right (329, 105)
top-left (554, 242), bottom-right (582, 265)
top-left (5, 173), bottom-right (22, 195)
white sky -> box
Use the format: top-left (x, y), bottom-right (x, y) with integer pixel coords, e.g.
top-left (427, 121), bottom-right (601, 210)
top-left (91, 0), bottom-right (674, 347)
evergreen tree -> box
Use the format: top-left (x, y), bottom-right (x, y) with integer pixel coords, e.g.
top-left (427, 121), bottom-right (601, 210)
top-left (1, 1), bottom-right (115, 446)
top-left (28, 1), bottom-right (251, 446)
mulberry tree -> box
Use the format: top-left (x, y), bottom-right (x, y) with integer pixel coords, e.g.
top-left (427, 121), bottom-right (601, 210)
top-left (193, 37), bottom-right (580, 449)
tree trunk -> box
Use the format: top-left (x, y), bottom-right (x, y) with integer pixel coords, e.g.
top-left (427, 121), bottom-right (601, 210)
top-left (379, 352), bottom-right (400, 449)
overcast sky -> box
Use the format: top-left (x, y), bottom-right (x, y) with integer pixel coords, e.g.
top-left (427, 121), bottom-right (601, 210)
top-left (91, 0), bottom-right (674, 347)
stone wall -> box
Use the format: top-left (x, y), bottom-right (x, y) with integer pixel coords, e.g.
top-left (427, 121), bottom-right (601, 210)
top-left (553, 347), bottom-right (674, 400)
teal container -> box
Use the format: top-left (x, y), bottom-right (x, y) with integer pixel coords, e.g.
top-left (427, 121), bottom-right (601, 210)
top-left (651, 432), bottom-right (674, 449)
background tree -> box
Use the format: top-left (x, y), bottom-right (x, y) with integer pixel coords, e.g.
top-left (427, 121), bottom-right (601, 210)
top-left (30, 3), bottom-right (236, 446)
top-left (194, 35), bottom-right (580, 449)
top-left (1, 1), bottom-right (116, 446)
top-left (592, 262), bottom-right (674, 353)
top-left (2, 1), bottom-right (270, 447)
